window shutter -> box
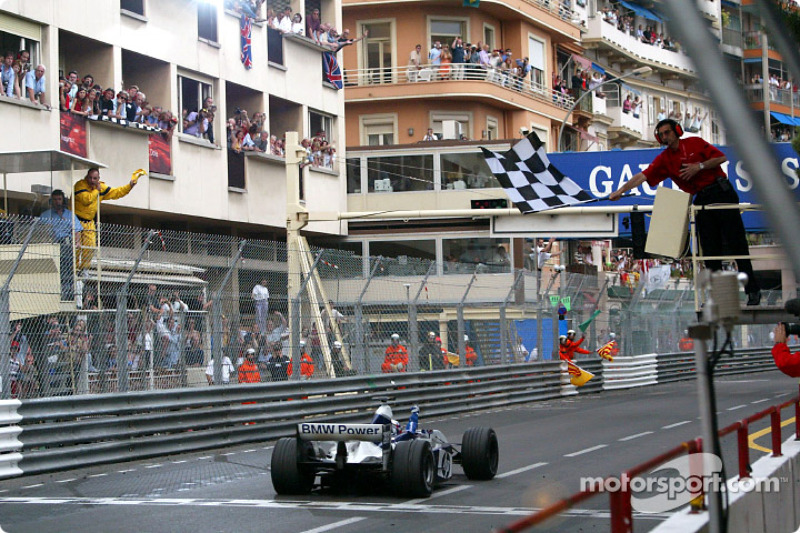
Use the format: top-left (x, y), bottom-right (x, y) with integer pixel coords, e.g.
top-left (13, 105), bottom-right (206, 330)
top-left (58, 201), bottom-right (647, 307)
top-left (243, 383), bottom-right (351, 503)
top-left (0, 13), bottom-right (41, 41)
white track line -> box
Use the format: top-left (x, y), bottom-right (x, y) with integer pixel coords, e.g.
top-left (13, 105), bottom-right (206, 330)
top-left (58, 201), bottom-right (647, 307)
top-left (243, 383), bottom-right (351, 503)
top-left (496, 462), bottom-right (548, 479)
top-left (618, 431), bottom-right (653, 442)
top-left (662, 420), bottom-right (692, 429)
top-left (727, 405), bottom-right (747, 411)
top-left (298, 517), bottom-right (367, 533)
top-left (564, 445), bottom-right (607, 457)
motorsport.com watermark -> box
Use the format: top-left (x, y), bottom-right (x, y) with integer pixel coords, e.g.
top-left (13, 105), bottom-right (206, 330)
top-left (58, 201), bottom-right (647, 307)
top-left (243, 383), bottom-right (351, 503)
top-left (579, 453), bottom-right (785, 513)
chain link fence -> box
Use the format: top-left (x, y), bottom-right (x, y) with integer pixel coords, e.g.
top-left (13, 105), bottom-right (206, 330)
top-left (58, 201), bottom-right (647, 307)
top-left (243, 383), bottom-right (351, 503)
top-left (0, 214), bottom-right (779, 400)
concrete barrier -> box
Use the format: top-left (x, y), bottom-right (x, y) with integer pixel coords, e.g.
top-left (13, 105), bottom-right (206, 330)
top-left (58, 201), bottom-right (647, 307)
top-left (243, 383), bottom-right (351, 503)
top-left (652, 436), bottom-right (800, 532)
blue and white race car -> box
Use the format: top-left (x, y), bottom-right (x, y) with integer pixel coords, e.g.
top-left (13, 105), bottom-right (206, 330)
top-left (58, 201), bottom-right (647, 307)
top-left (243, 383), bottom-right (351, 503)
top-left (271, 400), bottom-right (499, 497)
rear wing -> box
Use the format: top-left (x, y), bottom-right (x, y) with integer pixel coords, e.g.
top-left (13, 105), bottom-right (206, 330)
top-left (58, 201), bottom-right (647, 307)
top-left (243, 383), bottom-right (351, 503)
top-left (297, 422), bottom-right (389, 443)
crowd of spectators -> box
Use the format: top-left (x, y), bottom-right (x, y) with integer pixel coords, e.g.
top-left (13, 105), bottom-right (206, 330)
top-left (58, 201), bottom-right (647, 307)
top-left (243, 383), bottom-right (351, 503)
top-left (600, 4), bottom-right (680, 52)
top-left (224, 106), bottom-right (335, 169)
top-left (0, 49), bottom-right (49, 108)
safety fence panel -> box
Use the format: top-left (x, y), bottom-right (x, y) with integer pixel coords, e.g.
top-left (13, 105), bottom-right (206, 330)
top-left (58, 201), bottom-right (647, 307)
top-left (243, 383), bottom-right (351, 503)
top-left (0, 399), bottom-right (22, 479)
top-left (15, 362), bottom-right (563, 475)
top-left (0, 214), bottom-right (784, 401)
top-left (602, 354), bottom-right (658, 390)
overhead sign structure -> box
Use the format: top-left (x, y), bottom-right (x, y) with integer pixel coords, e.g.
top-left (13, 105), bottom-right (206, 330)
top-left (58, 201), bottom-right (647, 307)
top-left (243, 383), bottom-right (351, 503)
top-left (490, 142), bottom-right (799, 236)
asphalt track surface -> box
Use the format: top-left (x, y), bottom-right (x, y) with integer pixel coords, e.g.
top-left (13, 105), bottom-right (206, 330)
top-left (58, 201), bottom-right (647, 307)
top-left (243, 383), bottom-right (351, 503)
top-left (0, 370), bottom-right (796, 533)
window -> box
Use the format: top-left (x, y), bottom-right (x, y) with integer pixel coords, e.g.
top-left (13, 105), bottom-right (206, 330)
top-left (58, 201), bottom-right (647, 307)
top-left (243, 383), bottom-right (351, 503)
top-left (483, 24), bottom-right (495, 50)
top-left (367, 155), bottom-right (433, 192)
top-left (198, 1), bottom-right (218, 43)
top-left (441, 152), bottom-right (500, 190)
top-left (361, 114), bottom-right (397, 146)
top-left (121, 0), bottom-right (145, 16)
top-left (430, 18), bottom-right (467, 48)
top-left (443, 237), bottom-right (511, 274)
top-left (309, 109), bottom-right (334, 141)
top-left (346, 158), bottom-right (361, 193)
top-left (362, 22), bottom-right (393, 84)
top-left (486, 116), bottom-right (499, 140)
top-left (528, 36), bottom-right (545, 88)
top-left (0, 13), bottom-right (41, 69)
top-left (368, 240), bottom-right (435, 276)
top-left (178, 75), bottom-right (213, 132)
top-left (431, 111), bottom-right (471, 140)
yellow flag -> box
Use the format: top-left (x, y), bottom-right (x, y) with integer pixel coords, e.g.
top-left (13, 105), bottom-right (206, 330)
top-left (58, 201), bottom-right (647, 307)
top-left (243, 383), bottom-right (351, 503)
top-left (567, 361), bottom-right (594, 387)
top-left (446, 352), bottom-right (460, 366)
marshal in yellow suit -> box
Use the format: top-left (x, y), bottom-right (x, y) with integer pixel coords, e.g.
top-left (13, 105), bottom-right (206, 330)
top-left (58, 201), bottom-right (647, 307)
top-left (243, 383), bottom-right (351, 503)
top-left (73, 167), bottom-right (145, 270)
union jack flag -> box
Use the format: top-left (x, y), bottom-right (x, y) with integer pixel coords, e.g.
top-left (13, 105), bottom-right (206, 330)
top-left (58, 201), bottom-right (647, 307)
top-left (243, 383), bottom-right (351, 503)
top-left (323, 52), bottom-right (343, 90)
top-left (240, 15), bottom-right (253, 70)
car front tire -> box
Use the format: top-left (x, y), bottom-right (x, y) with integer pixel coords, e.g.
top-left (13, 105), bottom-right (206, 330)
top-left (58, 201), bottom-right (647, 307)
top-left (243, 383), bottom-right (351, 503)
top-left (461, 427), bottom-right (499, 480)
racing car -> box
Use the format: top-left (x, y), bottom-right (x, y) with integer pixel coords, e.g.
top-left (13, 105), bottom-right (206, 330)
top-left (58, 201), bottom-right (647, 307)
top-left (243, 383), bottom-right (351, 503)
top-left (270, 399), bottom-right (499, 497)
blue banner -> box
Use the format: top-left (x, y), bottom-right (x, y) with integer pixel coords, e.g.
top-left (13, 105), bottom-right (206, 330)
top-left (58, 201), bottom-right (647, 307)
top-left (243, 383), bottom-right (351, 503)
top-left (547, 142), bottom-right (800, 233)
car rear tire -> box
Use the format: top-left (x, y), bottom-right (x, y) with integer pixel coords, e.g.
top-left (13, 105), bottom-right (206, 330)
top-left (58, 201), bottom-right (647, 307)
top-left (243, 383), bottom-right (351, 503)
top-left (392, 439), bottom-right (435, 497)
top-left (271, 437), bottom-right (315, 495)
top-left (461, 427), bottom-right (499, 480)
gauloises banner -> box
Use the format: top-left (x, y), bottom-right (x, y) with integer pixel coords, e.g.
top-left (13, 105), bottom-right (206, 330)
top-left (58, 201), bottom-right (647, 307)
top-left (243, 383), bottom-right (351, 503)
top-left (148, 133), bottom-right (172, 175)
top-left (59, 112), bottom-right (87, 158)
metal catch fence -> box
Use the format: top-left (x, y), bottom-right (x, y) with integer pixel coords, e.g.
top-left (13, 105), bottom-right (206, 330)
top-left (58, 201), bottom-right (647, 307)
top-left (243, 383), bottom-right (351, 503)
top-left (0, 214), bottom-right (780, 400)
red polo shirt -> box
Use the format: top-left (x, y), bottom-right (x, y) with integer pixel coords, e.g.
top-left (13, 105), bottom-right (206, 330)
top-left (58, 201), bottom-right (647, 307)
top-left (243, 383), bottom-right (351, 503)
top-left (642, 137), bottom-right (726, 195)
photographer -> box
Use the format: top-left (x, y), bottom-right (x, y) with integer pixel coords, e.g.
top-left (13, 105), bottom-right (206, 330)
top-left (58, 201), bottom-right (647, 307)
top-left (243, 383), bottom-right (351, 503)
top-left (771, 322), bottom-right (800, 377)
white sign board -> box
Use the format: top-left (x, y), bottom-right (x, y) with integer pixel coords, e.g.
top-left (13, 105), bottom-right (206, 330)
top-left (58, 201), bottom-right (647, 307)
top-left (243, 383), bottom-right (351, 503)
top-left (491, 213), bottom-right (618, 238)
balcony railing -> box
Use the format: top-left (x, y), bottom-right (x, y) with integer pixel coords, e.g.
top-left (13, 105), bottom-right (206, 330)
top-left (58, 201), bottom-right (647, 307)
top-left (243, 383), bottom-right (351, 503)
top-left (584, 17), bottom-right (695, 74)
top-left (743, 30), bottom-right (776, 50)
top-left (721, 27), bottom-right (743, 48)
top-left (343, 63), bottom-right (575, 110)
top-left (744, 84), bottom-right (800, 107)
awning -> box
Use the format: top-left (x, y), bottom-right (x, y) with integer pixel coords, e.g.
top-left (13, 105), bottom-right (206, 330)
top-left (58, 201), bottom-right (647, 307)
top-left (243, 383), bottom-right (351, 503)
top-left (592, 62), bottom-right (606, 75)
top-left (0, 150), bottom-right (107, 174)
top-left (572, 54), bottom-right (592, 70)
top-left (771, 112), bottom-right (800, 126)
top-left (621, 83), bottom-right (641, 96)
top-left (743, 57), bottom-right (762, 64)
top-left (618, 0), bottom-right (662, 21)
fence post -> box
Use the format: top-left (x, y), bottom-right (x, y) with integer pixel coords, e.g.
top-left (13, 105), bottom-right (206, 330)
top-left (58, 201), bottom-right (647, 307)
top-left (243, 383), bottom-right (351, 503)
top-left (0, 290), bottom-right (9, 400)
top-left (353, 257), bottom-right (382, 375)
top-left (408, 263), bottom-right (435, 373)
top-left (0, 218), bottom-right (40, 399)
top-left (115, 230), bottom-right (157, 393)
top-left (457, 271), bottom-right (478, 366)
top-left (212, 240), bottom-right (247, 385)
top-left (500, 270), bottom-right (524, 365)
top-left (293, 252), bottom-right (322, 379)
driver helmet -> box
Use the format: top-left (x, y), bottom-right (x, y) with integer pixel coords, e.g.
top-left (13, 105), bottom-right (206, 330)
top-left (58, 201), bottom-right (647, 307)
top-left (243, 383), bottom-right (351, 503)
top-left (371, 403), bottom-right (394, 425)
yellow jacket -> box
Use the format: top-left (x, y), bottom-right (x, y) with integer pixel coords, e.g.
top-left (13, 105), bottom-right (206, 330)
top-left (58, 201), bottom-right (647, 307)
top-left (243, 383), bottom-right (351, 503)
top-left (73, 178), bottom-right (133, 221)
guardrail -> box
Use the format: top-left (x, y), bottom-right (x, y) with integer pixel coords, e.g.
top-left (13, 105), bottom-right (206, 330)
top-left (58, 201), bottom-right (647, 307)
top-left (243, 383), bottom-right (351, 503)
top-left (603, 354), bottom-right (657, 390)
top-left (657, 348), bottom-right (776, 384)
top-left (5, 348), bottom-right (779, 477)
top-left (0, 400), bottom-right (22, 479)
top-left (14, 362), bottom-right (563, 476)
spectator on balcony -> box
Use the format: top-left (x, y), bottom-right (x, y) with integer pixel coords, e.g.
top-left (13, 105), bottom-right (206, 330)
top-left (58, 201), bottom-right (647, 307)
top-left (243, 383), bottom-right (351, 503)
top-left (8, 60), bottom-right (23, 99)
top-left (307, 8), bottom-right (321, 43)
top-left (451, 38), bottom-right (465, 80)
top-left (184, 108), bottom-right (208, 137)
top-left (335, 28), bottom-right (368, 52)
top-left (622, 94), bottom-right (632, 114)
top-left (254, 130), bottom-right (270, 152)
top-left (98, 87), bottom-right (115, 117)
top-left (422, 128), bottom-right (436, 141)
top-left (70, 87), bottom-right (91, 116)
top-left (16, 49), bottom-right (30, 78)
top-left (479, 44), bottom-right (491, 73)
top-left (429, 41), bottom-right (442, 71)
top-left (25, 64), bottom-right (48, 108)
top-left (588, 71), bottom-right (606, 98)
top-left (58, 79), bottom-right (71, 112)
top-left (571, 67), bottom-right (583, 96)
top-left (290, 12), bottom-right (304, 35)
top-left (87, 88), bottom-right (101, 116)
top-left (466, 43), bottom-right (480, 79)
top-left (66, 70), bottom-right (79, 99)
top-left (1, 51), bottom-right (15, 98)
top-left (273, 7), bottom-right (292, 33)
top-left (439, 45), bottom-right (452, 80)
top-left (407, 44), bottom-right (422, 82)
top-left (632, 96), bottom-right (641, 119)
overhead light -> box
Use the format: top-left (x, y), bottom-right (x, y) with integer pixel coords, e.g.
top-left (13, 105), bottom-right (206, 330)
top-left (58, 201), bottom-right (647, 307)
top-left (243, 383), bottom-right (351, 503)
top-left (633, 66), bottom-right (653, 76)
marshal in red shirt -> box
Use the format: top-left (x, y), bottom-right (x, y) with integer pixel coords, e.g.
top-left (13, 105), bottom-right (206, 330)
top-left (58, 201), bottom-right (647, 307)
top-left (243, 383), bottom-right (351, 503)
top-left (642, 137), bottom-right (726, 195)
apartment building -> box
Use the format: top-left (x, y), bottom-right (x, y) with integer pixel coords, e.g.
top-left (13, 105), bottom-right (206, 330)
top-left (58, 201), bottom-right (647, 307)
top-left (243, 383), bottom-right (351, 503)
top-left (0, 0), bottom-right (346, 239)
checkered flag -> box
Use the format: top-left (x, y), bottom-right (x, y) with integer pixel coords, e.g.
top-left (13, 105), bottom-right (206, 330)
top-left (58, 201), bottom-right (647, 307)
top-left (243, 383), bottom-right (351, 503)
top-left (480, 131), bottom-right (593, 214)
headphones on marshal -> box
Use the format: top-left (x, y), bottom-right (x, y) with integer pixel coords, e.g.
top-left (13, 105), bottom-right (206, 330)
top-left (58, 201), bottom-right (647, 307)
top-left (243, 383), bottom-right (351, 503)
top-left (654, 118), bottom-right (683, 145)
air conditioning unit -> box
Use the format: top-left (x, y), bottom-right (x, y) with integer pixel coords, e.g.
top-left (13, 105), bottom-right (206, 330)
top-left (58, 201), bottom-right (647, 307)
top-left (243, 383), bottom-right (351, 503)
top-left (374, 178), bottom-right (393, 192)
top-left (442, 120), bottom-right (462, 140)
